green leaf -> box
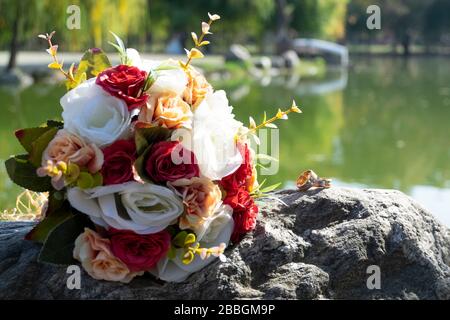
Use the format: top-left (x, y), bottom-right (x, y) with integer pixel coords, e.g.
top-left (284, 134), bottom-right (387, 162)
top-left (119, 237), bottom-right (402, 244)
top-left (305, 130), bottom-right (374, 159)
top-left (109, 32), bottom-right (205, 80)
top-left (46, 120), bottom-right (64, 128)
top-left (91, 172), bottom-right (103, 187)
top-left (15, 127), bottom-right (53, 154)
top-left (5, 155), bottom-right (53, 192)
top-left (76, 172), bottom-right (94, 189)
top-left (256, 153), bottom-right (279, 163)
top-left (154, 64), bottom-right (178, 71)
top-left (25, 203), bottom-right (73, 243)
top-left (46, 190), bottom-right (66, 216)
top-left (29, 127), bottom-right (58, 167)
top-left (135, 126), bottom-right (171, 155)
top-left (110, 31), bottom-right (126, 53)
top-left (143, 69), bottom-right (157, 92)
top-left (134, 145), bottom-right (152, 183)
top-left (252, 178), bottom-right (266, 193)
top-left (109, 31), bottom-right (129, 65)
top-left (173, 231), bottom-right (188, 248)
top-left (259, 182), bottom-right (282, 193)
top-left (133, 127), bottom-right (171, 183)
top-left (67, 48), bottom-right (112, 90)
top-left (167, 246), bottom-right (177, 260)
top-left (38, 213), bottom-right (93, 265)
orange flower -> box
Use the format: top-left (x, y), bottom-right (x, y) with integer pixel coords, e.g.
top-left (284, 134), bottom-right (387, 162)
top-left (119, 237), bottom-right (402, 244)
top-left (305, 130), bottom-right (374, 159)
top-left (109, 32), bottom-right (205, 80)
top-left (42, 129), bottom-right (103, 173)
top-left (139, 94), bottom-right (192, 129)
top-left (73, 228), bottom-right (143, 283)
top-left (183, 69), bottom-right (212, 108)
top-left (169, 177), bottom-right (222, 232)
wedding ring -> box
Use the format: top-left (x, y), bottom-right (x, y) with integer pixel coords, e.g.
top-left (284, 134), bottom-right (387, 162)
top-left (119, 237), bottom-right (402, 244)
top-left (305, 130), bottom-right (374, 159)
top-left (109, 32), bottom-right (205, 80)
top-left (296, 170), bottom-right (332, 191)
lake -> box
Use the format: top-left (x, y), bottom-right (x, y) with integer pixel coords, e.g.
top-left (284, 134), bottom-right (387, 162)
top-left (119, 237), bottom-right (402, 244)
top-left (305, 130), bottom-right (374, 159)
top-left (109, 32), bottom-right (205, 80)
top-left (1, 57), bottom-right (449, 226)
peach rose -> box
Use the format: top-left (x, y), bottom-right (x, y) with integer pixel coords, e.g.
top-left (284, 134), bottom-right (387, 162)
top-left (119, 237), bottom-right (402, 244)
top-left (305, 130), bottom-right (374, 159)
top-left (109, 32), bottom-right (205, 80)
top-left (169, 177), bottom-right (222, 232)
top-left (73, 228), bottom-right (143, 283)
top-left (138, 94), bottom-right (192, 129)
top-left (43, 129), bottom-right (103, 173)
top-left (183, 69), bottom-right (212, 108)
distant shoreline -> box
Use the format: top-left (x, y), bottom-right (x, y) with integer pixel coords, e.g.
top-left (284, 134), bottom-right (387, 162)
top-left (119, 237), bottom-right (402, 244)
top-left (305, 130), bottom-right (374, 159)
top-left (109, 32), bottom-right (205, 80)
top-left (0, 51), bottom-right (223, 71)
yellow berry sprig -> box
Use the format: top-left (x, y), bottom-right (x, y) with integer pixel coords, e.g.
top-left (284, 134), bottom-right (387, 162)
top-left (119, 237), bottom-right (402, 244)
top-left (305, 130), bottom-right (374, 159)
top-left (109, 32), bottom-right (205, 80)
top-left (245, 100), bottom-right (302, 137)
top-left (179, 13), bottom-right (221, 70)
top-left (38, 31), bottom-right (76, 85)
top-left (182, 242), bottom-right (227, 264)
top-left (169, 231), bottom-right (227, 264)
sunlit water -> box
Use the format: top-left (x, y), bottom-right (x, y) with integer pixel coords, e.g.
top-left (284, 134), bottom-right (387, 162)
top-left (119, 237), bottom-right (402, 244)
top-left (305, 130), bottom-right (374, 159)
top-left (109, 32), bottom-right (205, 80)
top-left (0, 57), bottom-right (449, 226)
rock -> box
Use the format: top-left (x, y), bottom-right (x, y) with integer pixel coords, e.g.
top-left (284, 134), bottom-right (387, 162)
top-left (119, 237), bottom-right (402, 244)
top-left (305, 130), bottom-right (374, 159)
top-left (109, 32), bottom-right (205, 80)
top-left (282, 50), bottom-right (300, 69)
top-left (0, 68), bottom-right (34, 88)
top-left (0, 187), bottom-right (449, 300)
top-left (225, 44), bottom-right (252, 62)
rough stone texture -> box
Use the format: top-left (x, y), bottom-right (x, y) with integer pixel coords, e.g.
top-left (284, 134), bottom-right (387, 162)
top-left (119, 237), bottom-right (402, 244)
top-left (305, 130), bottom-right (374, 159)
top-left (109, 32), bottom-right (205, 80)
top-left (0, 187), bottom-right (449, 300)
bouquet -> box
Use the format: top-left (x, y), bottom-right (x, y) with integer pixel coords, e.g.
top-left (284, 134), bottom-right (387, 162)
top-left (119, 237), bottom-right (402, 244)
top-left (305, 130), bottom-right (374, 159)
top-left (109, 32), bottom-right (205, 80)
top-left (5, 13), bottom-right (301, 283)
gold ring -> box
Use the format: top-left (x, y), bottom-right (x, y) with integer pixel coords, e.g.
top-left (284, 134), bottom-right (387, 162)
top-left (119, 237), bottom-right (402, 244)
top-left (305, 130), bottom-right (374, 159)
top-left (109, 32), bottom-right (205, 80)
top-left (296, 170), bottom-right (331, 191)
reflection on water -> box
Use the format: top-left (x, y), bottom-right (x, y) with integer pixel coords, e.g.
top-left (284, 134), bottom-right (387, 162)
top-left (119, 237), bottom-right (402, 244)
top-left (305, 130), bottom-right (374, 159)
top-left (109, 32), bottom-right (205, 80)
top-left (215, 57), bottom-right (450, 226)
top-left (0, 57), bottom-right (449, 226)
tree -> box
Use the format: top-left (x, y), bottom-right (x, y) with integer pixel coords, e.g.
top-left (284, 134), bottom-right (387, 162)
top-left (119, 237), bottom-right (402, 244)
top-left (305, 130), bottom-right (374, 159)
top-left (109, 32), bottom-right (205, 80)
top-left (345, 0), bottom-right (443, 55)
top-left (423, 0), bottom-right (450, 51)
top-left (0, 0), bottom-right (44, 71)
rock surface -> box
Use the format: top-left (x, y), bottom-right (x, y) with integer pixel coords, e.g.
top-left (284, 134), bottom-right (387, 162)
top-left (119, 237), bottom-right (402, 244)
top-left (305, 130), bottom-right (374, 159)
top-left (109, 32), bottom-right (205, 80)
top-left (0, 188), bottom-right (449, 300)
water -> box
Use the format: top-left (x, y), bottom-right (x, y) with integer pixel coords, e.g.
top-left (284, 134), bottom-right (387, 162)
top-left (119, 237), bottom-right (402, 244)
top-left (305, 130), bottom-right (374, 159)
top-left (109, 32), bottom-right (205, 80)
top-left (1, 57), bottom-right (449, 226)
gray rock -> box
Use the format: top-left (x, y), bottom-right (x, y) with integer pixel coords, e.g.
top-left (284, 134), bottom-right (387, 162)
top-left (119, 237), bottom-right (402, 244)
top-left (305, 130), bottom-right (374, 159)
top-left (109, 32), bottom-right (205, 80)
top-left (282, 50), bottom-right (300, 69)
top-left (226, 44), bottom-right (252, 62)
top-left (0, 68), bottom-right (34, 87)
top-left (0, 188), bottom-right (449, 300)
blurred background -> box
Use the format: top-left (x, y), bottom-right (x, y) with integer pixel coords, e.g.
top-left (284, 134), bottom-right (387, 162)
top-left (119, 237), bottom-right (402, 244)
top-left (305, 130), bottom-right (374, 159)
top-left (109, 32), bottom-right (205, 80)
top-left (0, 0), bottom-right (449, 225)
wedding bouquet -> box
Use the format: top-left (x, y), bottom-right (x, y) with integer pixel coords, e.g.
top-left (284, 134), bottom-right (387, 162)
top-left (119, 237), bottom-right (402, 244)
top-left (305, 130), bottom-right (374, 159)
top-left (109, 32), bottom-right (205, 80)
top-left (5, 14), bottom-right (301, 283)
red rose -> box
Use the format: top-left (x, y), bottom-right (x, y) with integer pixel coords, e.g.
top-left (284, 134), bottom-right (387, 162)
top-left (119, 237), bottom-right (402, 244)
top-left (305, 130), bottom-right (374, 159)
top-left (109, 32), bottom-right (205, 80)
top-left (145, 141), bottom-right (200, 183)
top-left (223, 188), bottom-right (259, 243)
top-left (109, 228), bottom-right (171, 272)
top-left (101, 140), bottom-right (137, 185)
top-left (96, 65), bottom-right (148, 110)
top-left (220, 143), bottom-right (252, 194)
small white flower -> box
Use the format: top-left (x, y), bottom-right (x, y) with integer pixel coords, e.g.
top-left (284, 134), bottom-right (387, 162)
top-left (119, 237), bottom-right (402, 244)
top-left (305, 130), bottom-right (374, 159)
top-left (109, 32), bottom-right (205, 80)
top-left (201, 22), bottom-right (210, 35)
top-left (208, 13), bottom-right (221, 21)
top-left (219, 253), bottom-right (227, 262)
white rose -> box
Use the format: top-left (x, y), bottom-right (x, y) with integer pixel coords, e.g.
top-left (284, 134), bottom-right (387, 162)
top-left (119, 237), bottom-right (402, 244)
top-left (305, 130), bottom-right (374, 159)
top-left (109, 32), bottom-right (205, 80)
top-left (125, 48), bottom-right (142, 67)
top-left (61, 78), bottom-right (131, 147)
top-left (67, 182), bottom-right (184, 234)
top-left (148, 64), bottom-right (187, 97)
top-left (126, 49), bottom-right (187, 97)
top-left (149, 209), bottom-right (234, 282)
top-left (179, 90), bottom-right (243, 180)
top-left (199, 204), bottom-right (233, 243)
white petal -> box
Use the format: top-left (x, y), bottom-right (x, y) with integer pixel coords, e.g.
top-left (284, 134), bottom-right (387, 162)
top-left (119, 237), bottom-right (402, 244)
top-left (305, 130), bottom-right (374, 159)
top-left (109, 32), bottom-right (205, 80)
top-left (189, 91), bottom-right (244, 180)
top-left (126, 48), bottom-right (142, 67)
top-left (68, 182), bottom-right (183, 234)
